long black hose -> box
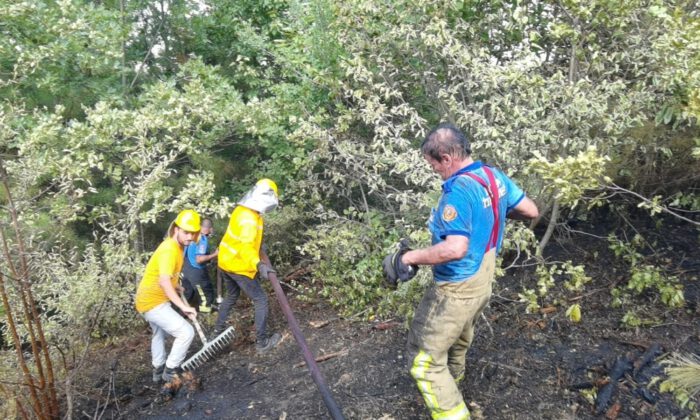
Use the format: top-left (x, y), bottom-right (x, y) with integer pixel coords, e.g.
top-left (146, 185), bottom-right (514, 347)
top-left (268, 271), bottom-right (345, 420)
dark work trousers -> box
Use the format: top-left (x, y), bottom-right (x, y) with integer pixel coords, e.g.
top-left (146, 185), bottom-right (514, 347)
top-left (181, 259), bottom-right (215, 310)
top-left (180, 274), bottom-right (195, 302)
top-left (215, 269), bottom-right (269, 342)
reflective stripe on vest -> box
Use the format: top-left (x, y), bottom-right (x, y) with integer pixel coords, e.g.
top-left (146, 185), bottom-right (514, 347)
top-left (219, 240), bottom-right (238, 256)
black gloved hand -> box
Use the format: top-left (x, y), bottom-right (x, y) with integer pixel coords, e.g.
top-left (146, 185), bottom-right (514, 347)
top-left (382, 239), bottom-right (418, 288)
top-left (257, 261), bottom-right (275, 281)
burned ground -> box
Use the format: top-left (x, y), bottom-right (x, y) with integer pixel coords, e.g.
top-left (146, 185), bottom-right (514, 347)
top-left (81, 220), bottom-right (698, 419)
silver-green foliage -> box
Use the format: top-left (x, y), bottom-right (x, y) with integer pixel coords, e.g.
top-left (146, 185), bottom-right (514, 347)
top-left (287, 0), bottom-right (698, 319)
top-left (300, 207), bottom-right (431, 319)
top-left (0, 0), bottom-right (125, 115)
top-left (1, 60), bottom-right (245, 348)
top-left (1, 0), bottom-right (697, 343)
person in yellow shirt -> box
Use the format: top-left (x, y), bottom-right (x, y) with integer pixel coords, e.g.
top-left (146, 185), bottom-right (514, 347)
top-left (135, 209), bottom-right (200, 382)
top-left (214, 179), bottom-right (281, 354)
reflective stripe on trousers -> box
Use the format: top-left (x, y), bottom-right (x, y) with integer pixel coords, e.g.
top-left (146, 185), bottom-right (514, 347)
top-left (407, 250), bottom-right (496, 420)
top-left (196, 284), bottom-right (210, 312)
top-left (411, 350), bottom-right (470, 420)
top-left (411, 350), bottom-right (439, 409)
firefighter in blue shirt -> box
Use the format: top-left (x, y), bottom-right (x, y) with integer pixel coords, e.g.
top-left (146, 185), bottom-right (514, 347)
top-left (383, 123), bottom-right (538, 420)
top-left (182, 217), bottom-right (219, 313)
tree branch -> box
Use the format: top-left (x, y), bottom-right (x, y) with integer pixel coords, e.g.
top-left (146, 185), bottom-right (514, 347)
top-left (607, 183), bottom-right (700, 227)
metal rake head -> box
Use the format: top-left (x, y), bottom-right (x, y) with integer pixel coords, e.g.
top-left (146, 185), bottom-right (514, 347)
top-left (181, 327), bottom-right (235, 371)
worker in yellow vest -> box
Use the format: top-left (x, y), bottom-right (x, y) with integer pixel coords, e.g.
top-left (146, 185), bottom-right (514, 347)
top-left (135, 210), bottom-right (200, 382)
top-left (214, 179), bottom-right (281, 354)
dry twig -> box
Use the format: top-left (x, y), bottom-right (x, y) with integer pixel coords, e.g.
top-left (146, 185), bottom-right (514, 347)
top-left (309, 320), bottom-right (330, 329)
top-left (293, 350), bottom-right (349, 369)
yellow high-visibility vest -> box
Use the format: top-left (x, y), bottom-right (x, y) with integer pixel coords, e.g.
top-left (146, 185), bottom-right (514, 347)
top-left (218, 205), bottom-right (263, 279)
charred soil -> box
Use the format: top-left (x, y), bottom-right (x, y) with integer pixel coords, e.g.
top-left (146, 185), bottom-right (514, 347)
top-left (80, 220), bottom-right (698, 419)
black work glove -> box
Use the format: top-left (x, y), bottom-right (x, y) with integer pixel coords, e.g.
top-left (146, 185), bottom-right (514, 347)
top-left (256, 261), bottom-right (275, 281)
top-left (382, 239), bottom-right (418, 288)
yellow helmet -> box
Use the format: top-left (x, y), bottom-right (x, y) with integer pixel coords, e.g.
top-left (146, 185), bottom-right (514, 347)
top-left (174, 209), bottom-right (201, 232)
top-left (257, 178), bottom-right (278, 197)
top-left (238, 178), bottom-right (279, 214)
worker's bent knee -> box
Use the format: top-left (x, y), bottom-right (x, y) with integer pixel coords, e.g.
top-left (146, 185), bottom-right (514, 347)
top-left (409, 349), bottom-right (434, 381)
top-left (185, 323), bottom-right (195, 340)
top-left (175, 320), bottom-right (195, 345)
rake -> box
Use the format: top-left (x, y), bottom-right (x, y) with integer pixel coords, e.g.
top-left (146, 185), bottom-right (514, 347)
top-left (181, 319), bottom-right (235, 371)
top-left (178, 287), bottom-right (234, 371)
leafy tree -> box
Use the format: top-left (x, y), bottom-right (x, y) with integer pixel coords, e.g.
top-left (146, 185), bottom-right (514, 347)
top-left (289, 0), bottom-right (698, 316)
top-left (0, 0), bottom-right (698, 415)
top-left (0, 0), bottom-right (127, 118)
top-left (0, 57), bottom-right (250, 416)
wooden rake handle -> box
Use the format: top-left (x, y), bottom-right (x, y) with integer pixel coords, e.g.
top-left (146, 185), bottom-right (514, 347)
top-left (191, 316), bottom-right (208, 345)
top-left (179, 290), bottom-right (208, 345)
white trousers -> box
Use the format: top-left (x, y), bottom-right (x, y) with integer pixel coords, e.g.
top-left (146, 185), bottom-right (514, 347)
top-left (142, 303), bottom-right (195, 369)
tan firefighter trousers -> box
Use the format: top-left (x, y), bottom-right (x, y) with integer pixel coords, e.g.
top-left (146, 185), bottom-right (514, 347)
top-left (407, 249), bottom-right (496, 420)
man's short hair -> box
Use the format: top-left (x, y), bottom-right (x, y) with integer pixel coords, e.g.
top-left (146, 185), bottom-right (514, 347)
top-left (201, 218), bottom-right (213, 228)
top-left (420, 123), bottom-right (471, 162)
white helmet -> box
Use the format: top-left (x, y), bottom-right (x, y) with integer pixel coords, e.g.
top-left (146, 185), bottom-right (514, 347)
top-left (238, 178), bottom-right (279, 214)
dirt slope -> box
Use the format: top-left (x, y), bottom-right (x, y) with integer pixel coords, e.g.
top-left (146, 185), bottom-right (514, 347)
top-left (85, 222), bottom-right (698, 419)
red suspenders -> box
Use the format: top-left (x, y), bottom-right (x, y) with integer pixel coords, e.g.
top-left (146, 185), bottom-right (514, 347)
top-left (462, 167), bottom-right (500, 252)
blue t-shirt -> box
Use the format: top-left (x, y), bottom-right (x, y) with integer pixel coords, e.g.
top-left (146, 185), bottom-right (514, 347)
top-left (428, 161), bottom-right (525, 282)
top-left (185, 234), bottom-right (209, 270)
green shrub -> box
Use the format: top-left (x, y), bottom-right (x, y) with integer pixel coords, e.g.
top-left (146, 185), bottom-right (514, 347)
top-left (300, 208), bottom-right (431, 320)
top-left (609, 234), bottom-right (685, 310)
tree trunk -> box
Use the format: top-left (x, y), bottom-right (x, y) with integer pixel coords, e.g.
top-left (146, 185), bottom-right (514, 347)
top-left (0, 159), bottom-right (59, 418)
top-left (538, 199), bottom-right (559, 253)
top-left (0, 271), bottom-right (43, 418)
